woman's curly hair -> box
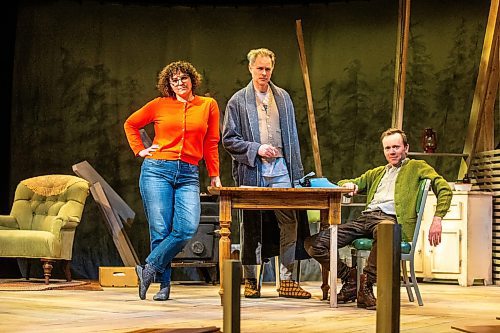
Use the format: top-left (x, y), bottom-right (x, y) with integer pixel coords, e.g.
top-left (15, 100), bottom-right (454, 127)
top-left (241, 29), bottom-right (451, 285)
top-left (157, 61), bottom-right (203, 97)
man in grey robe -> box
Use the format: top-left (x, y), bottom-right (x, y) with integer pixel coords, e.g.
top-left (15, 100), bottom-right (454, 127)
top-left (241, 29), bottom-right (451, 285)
top-left (222, 47), bottom-right (311, 299)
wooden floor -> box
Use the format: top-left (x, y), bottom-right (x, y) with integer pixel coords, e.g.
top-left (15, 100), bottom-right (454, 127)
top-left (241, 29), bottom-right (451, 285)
top-left (1, 280), bottom-right (499, 333)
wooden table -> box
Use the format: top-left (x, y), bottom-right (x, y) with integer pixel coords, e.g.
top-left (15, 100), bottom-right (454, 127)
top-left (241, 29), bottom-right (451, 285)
top-left (207, 186), bottom-right (350, 307)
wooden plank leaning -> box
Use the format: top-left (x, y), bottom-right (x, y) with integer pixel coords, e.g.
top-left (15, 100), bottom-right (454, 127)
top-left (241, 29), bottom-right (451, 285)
top-left (73, 160), bottom-right (135, 227)
top-left (72, 160), bottom-right (139, 267)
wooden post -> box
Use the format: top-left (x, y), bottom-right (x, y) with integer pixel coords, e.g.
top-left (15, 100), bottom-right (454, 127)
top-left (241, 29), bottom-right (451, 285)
top-left (477, 35), bottom-right (499, 152)
top-left (459, 0), bottom-right (500, 179)
top-left (295, 19), bottom-right (323, 177)
top-left (392, 0), bottom-right (411, 130)
top-left (376, 222), bottom-right (401, 333)
top-left (223, 259), bottom-right (241, 333)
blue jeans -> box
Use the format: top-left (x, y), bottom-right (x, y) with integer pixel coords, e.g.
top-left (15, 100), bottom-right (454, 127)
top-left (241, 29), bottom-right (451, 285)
top-left (139, 159), bottom-right (200, 285)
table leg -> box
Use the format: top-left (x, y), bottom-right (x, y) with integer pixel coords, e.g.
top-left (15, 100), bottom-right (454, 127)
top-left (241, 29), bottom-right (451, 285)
top-left (329, 225), bottom-right (338, 308)
top-left (218, 195), bottom-right (232, 303)
top-left (328, 193), bottom-right (341, 308)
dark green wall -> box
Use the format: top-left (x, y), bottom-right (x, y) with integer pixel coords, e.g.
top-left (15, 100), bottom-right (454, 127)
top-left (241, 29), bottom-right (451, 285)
top-left (7, 0), bottom-right (491, 279)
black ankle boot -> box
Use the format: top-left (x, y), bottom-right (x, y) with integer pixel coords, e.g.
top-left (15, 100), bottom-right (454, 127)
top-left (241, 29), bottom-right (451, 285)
top-left (153, 283), bottom-right (171, 301)
top-left (136, 264), bottom-right (156, 300)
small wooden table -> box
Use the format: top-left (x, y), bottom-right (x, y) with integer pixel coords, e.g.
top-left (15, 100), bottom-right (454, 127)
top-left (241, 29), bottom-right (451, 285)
top-left (207, 186), bottom-right (350, 307)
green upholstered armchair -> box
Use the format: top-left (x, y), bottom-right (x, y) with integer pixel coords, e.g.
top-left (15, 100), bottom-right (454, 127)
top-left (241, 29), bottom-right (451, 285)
top-left (0, 175), bottom-right (90, 284)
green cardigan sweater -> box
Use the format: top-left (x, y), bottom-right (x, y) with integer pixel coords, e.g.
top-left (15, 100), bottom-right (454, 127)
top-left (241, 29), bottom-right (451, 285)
top-left (338, 159), bottom-right (452, 241)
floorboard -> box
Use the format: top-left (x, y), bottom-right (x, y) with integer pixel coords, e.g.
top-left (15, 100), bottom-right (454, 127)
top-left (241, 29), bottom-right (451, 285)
top-left (1, 281), bottom-right (499, 333)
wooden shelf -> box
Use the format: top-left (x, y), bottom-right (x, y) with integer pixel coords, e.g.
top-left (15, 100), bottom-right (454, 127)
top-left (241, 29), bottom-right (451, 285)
top-left (408, 152), bottom-right (468, 157)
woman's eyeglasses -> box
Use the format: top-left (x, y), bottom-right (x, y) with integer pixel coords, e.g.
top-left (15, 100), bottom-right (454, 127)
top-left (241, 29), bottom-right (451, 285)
top-left (170, 75), bottom-right (190, 86)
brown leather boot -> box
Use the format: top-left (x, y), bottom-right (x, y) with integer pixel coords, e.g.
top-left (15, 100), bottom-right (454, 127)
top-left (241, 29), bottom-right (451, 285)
top-left (278, 280), bottom-right (311, 299)
top-left (244, 278), bottom-right (260, 298)
top-left (337, 267), bottom-right (357, 303)
top-left (357, 273), bottom-right (376, 310)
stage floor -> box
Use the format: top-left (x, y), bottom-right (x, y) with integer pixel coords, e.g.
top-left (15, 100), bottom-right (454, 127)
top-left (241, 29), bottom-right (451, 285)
top-left (1, 280), bottom-right (499, 332)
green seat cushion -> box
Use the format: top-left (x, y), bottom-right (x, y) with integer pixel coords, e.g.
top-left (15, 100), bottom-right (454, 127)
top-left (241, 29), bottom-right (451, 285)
top-left (352, 238), bottom-right (412, 254)
top-left (401, 242), bottom-right (411, 254)
top-left (352, 238), bottom-right (373, 250)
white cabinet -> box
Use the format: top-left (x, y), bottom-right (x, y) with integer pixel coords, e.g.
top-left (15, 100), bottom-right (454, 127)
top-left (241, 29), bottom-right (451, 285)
top-left (414, 191), bottom-right (493, 286)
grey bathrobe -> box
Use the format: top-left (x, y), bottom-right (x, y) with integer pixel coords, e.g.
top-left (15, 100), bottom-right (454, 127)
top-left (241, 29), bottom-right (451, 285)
top-left (222, 81), bottom-right (311, 265)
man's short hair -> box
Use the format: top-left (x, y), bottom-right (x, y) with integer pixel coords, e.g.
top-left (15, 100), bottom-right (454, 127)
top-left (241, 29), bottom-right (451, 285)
top-left (247, 48), bottom-right (276, 67)
top-left (380, 128), bottom-right (408, 146)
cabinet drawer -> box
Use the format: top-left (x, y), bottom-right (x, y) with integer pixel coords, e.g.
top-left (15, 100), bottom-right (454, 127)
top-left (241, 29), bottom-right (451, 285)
top-left (436, 201), bottom-right (462, 220)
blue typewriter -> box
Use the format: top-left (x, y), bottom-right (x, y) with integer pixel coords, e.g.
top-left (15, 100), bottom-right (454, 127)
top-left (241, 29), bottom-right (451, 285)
top-left (294, 172), bottom-right (339, 188)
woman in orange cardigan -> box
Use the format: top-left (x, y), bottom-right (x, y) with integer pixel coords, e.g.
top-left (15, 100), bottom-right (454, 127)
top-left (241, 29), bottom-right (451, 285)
top-left (124, 61), bottom-right (221, 301)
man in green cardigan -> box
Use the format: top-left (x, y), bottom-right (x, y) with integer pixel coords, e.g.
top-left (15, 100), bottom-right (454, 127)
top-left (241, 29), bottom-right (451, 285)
top-left (305, 128), bottom-right (452, 310)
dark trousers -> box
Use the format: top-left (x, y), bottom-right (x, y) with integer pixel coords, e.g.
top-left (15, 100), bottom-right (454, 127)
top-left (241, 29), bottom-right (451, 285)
top-left (304, 210), bottom-right (397, 283)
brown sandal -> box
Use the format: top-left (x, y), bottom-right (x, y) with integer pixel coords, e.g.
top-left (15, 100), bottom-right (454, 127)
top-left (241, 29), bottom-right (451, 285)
top-left (244, 278), bottom-right (260, 298)
top-left (278, 280), bottom-right (311, 299)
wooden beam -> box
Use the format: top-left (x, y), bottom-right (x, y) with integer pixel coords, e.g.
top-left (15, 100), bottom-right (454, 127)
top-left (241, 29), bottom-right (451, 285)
top-left (392, 0), bottom-right (411, 130)
top-left (459, 0), bottom-right (500, 179)
top-left (477, 34), bottom-right (499, 152)
top-left (296, 19), bottom-right (323, 177)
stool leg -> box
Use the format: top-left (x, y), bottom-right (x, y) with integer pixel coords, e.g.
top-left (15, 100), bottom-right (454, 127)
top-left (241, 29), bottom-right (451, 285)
top-left (401, 259), bottom-right (414, 302)
top-left (257, 263), bottom-right (264, 291)
top-left (275, 257), bottom-right (280, 291)
top-left (320, 264), bottom-right (329, 300)
top-left (409, 259), bottom-right (423, 306)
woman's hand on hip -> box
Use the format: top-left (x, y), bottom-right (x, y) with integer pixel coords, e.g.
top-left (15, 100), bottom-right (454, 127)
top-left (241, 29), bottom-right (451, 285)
top-left (138, 144), bottom-right (159, 158)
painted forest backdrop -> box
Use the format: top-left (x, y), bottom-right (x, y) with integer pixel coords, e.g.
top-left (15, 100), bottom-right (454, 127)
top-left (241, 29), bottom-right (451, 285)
top-left (5, 0), bottom-right (496, 279)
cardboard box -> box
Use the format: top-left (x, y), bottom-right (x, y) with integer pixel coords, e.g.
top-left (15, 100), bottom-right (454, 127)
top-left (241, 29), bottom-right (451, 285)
top-left (99, 266), bottom-right (138, 287)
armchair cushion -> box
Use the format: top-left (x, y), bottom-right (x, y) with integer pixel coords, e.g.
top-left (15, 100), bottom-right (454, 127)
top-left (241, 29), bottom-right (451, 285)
top-left (0, 215), bottom-right (18, 230)
top-left (0, 175), bottom-right (90, 260)
top-left (0, 230), bottom-right (61, 258)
